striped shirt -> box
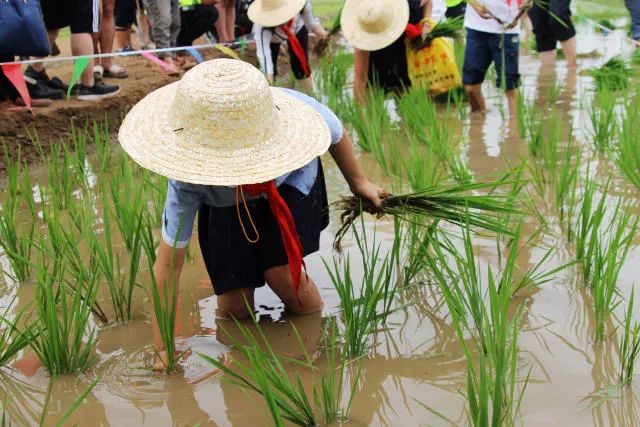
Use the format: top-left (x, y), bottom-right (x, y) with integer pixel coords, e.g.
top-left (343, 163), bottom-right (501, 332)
top-left (253, 1), bottom-right (319, 76)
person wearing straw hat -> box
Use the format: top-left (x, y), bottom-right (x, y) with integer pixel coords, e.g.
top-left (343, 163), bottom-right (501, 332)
top-left (118, 58), bottom-right (385, 369)
top-left (250, 0), bottom-right (329, 94)
top-left (341, 0), bottom-right (435, 104)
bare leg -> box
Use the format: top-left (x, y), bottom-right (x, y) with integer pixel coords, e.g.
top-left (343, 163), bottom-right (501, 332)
top-left (216, 288), bottom-right (256, 320)
top-left (506, 88), bottom-right (518, 116)
top-left (465, 84), bottom-right (486, 113)
top-left (264, 265), bottom-right (323, 315)
top-left (226, 1), bottom-right (236, 42)
top-left (137, 8), bottom-right (152, 46)
top-left (298, 77), bottom-right (313, 94)
top-left (560, 36), bottom-right (577, 67)
top-left (100, 0), bottom-right (117, 69)
top-left (115, 29), bottom-right (131, 50)
top-left (215, 3), bottom-right (228, 42)
top-left (71, 33), bottom-right (96, 87)
top-left (538, 49), bottom-right (557, 67)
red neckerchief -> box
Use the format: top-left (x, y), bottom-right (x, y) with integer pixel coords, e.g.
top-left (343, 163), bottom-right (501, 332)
top-left (404, 23), bottom-right (422, 40)
top-left (242, 181), bottom-right (306, 302)
top-left (506, 0), bottom-right (523, 6)
top-left (281, 19), bottom-right (311, 77)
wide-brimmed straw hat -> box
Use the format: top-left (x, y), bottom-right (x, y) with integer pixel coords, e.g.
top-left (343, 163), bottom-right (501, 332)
top-left (248, 0), bottom-right (306, 27)
top-left (341, 0), bottom-right (410, 51)
top-left (118, 59), bottom-right (331, 186)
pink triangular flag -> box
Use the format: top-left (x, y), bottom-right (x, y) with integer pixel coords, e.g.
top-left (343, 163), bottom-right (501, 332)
top-left (2, 63), bottom-right (32, 114)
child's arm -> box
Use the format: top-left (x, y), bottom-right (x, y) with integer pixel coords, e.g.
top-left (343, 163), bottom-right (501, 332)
top-left (421, 0), bottom-right (433, 36)
top-left (302, 1), bottom-right (329, 40)
top-left (329, 130), bottom-right (385, 207)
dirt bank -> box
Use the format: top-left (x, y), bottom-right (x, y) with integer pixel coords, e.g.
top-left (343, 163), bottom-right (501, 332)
top-left (0, 44), bottom-right (296, 173)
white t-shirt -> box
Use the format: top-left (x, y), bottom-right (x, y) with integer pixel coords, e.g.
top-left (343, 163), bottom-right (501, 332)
top-left (431, 0), bottom-right (447, 22)
top-left (464, 0), bottom-right (521, 34)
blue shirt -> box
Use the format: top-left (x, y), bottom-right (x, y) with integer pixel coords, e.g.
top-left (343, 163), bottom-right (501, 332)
top-left (162, 88), bottom-right (344, 248)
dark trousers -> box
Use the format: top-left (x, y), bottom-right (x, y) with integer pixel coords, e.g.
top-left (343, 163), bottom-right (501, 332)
top-left (177, 5), bottom-right (218, 47)
top-left (270, 27), bottom-right (309, 80)
top-left (0, 55), bottom-right (17, 102)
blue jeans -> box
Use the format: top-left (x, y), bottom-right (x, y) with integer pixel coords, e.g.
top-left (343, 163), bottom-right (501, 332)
top-left (627, 0), bottom-right (640, 40)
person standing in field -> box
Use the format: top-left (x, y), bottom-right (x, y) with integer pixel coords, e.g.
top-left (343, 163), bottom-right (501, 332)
top-left (215, 0), bottom-right (236, 42)
top-left (250, 0), bottom-right (328, 94)
top-left (93, 0), bottom-right (129, 79)
top-left (528, 0), bottom-right (577, 67)
top-left (143, 0), bottom-right (182, 74)
top-left (462, 0), bottom-right (521, 114)
top-left (625, 0), bottom-right (640, 43)
top-left (117, 59), bottom-right (386, 370)
top-left (341, 0), bottom-right (434, 105)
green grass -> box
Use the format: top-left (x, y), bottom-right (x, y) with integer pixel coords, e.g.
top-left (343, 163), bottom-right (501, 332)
top-left (324, 225), bottom-right (399, 358)
top-left (588, 89), bottom-right (618, 153)
top-left (200, 315), bottom-right (359, 426)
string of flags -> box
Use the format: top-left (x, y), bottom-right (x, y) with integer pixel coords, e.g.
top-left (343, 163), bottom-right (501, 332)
top-left (0, 39), bottom-right (251, 112)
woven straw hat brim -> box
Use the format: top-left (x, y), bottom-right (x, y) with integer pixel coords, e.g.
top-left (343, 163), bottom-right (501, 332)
top-left (341, 0), bottom-right (410, 51)
top-left (118, 84), bottom-right (331, 186)
top-left (248, 0), bottom-right (306, 27)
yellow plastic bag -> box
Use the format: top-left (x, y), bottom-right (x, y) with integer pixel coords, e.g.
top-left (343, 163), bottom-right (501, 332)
top-left (406, 36), bottom-right (461, 96)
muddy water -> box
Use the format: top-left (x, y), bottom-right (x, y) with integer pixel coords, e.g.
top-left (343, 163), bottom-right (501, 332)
top-left (2, 27), bottom-right (640, 426)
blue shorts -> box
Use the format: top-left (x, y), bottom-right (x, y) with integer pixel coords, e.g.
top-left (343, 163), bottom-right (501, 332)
top-left (463, 29), bottom-right (521, 91)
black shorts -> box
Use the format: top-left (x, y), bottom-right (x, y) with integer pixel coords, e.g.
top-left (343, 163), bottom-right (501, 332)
top-left (271, 27), bottom-right (310, 80)
top-left (197, 161), bottom-right (330, 295)
top-left (528, 0), bottom-right (576, 52)
top-left (41, 0), bottom-right (100, 33)
top-left (115, 0), bottom-right (145, 30)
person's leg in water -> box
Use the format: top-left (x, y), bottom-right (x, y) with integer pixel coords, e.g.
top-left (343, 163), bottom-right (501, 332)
top-left (626, 0), bottom-right (640, 43)
top-left (530, 0), bottom-right (576, 67)
top-left (462, 29), bottom-right (492, 113)
top-left (491, 32), bottom-right (520, 116)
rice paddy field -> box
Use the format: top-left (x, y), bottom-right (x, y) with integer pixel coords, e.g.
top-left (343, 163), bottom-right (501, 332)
top-left (3, 4), bottom-right (640, 426)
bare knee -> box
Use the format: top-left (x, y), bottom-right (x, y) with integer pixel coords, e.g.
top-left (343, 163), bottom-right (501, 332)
top-left (216, 288), bottom-right (254, 320)
top-left (264, 265), bottom-right (323, 315)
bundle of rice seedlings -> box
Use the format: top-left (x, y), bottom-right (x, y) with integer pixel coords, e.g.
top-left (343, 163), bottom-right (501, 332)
top-left (588, 56), bottom-right (632, 92)
top-left (409, 16), bottom-right (464, 50)
top-left (312, 3), bottom-right (344, 56)
top-left (333, 180), bottom-right (521, 251)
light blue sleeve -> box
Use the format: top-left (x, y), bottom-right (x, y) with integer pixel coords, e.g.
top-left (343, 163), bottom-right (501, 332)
top-left (161, 180), bottom-right (202, 248)
top-left (276, 88), bottom-right (344, 145)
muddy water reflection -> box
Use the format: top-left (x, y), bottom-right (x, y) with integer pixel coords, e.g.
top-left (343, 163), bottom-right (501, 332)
top-left (1, 27), bottom-right (640, 426)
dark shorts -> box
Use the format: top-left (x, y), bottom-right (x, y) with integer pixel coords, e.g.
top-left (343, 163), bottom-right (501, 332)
top-left (445, 2), bottom-right (466, 19)
top-left (528, 0), bottom-right (576, 52)
top-left (463, 28), bottom-right (520, 91)
top-left (115, 0), bottom-right (145, 30)
top-left (271, 27), bottom-right (310, 80)
top-left (197, 161), bottom-right (330, 295)
top-left (41, 0), bottom-right (100, 33)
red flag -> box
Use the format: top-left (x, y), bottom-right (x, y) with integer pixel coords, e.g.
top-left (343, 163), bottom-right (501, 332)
top-left (2, 64), bottom-right (32, 114)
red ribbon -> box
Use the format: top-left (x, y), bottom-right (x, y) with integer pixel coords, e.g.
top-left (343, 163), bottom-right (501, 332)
top-left (405, 23), bottom-right (422, 41)
top-left (2, 64), bottom-right (32, 114)
top-left (281, 19), bottom-right (311, 77)
top-left (242, 181), bottom-right (306, 300)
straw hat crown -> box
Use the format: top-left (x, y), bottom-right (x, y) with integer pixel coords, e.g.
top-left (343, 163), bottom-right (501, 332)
top-left (118, 59), bottom-right (331, 186)
top-left (248, 0), bottom-right (306, 27)
top-left (169, 60), bottom-right (276, 150)
top-left (341, 0), bottom-right (410, 51)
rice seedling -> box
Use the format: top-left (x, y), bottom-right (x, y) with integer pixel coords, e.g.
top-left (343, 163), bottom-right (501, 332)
top-left (573, 177), bottom-right (638, 342)
top-left (0, 206), bottom-right (35, 284)
top-left (200, 315), bottom-right (359, 426)
top-left (54, 378), bottom-right (98, 427)
top-left (312, 2), bottom-right (343, 56)
top-left (35, 137), bottom-right (82, 211)
top-left (588, 56), bottom-right (632, 92)
top-left (403, 133), bottom-right (445, 191)
top-left (333, 179), bottom-right (521, 251)
top-left (615, 91), bottom-right (640, 191)
top-left (344, 87), bottom-right (391, 154)
top-left (0, 298), bottom-right (35, 367)
top-left (398, 87), bottom-right (472, 184)
top-left (29, 260), bottom-right (99, 375)
top-left (554, 137), bottom-right (581, 225)
top-left (91, 120), bottom-right (113, 173)
top-left (426, 224), bottom-right (530, 425)
top-left (588, 89), bottom-right (618, 153)
top-left (619, 289), bottom-right (640, 385)
top-left (324, 225), bottom-right (399, 358)
top-left (141, 216), bottom-right (183, 373)
top-left (315, 50), bottom-right (352, 117)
